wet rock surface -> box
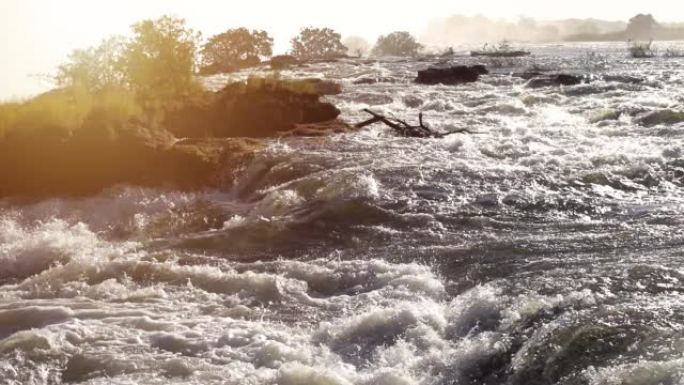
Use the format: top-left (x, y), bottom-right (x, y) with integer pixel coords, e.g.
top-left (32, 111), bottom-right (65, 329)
top-left (415, 65), bottom-right (488, 85)
top-left (0, 78), bottom-right (345, 198)
top-left (525, 74), bottom-right (585, 88)
top-left (166, 78), bottom-right (342, 138)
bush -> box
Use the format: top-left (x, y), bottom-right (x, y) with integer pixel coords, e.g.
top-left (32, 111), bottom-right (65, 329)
top-left (628, 40), bottom-right (656, 58)
top-left (56, 37), bottom-right (128, 92)
top-left (290, 27), bottom-right (348, 60)
top-left (200, 28), bottom-right (273, 74)
top-left (371, 32), bottom-right (422, 57)
top-left (663, 46), bottom-right (684, 58)
top-left (124, 15), bottom-right (202, 103)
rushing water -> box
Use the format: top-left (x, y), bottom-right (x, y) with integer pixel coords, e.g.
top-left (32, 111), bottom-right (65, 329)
top-left (2, 42), bottom-right (684, 385)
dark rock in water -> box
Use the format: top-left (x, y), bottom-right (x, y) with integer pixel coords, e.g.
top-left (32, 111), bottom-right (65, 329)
top-left (525, 74), bottom-right (584, 88)
top-left (634, 109), bottom-right (684, 127)
top-left (603, 75), bottom-right (644, 84)
top-left (415, 65), bottom-right (488, 85)
top-left (269, 55), bottom-right (300, 70)
top-left (165, 78), bottom-right (342, 138)
top-left (403, 95), bottom-right (424, 108)
top-left (352, 76), bottom-right (395, 85)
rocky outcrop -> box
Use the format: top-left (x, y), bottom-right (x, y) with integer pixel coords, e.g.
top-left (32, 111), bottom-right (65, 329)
top-left (525, 74), bottom-right (584, 88)
top-left (268, 55), bottom-right (300, 70)
top-left (0, 121), bottom-right (262, 198)
top-left (0, 78), bottom-right (347, 198)
top-left (634, 109), bottom-right (684, 127)
top-left (165, 78), bottom-right (344, 138)
top-left (415, 65), bottom-right (488, 85)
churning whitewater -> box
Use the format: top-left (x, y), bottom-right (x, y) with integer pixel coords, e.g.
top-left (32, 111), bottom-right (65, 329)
top-left (2, 42), bottom-right (684, 384)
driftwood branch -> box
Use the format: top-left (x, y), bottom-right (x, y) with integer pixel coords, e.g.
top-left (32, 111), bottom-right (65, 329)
top-left (354, 109), bottom-right (474, 138)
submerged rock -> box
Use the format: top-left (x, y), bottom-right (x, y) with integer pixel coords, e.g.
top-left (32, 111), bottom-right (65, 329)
top-left (634, 109), bottom-right (684, 127)
top-left (415, 65), bottom-right (488, 85)
top-left (525, 74), bottom-right (584, 88)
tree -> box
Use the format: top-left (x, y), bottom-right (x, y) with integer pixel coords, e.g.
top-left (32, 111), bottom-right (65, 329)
top-left (626, 14), bottom-right (659, 39)
top-left (290, 27), bottom-right (348, 60)
top-left (200, 28), bottom-right (273, 73)
top-left (372, 32), bottom-right (422, 57)
top-left (123, 15), bottom-right (201, 102)
top-left (342, 36), bottom-right (371, 57)
top-left (56, 37), bottom-right (128, 92)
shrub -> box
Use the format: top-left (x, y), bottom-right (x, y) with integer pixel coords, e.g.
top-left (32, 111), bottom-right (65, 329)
top-left (663, 46), bottom-right (684, 58)
top-left (124, 15), bottom-right (202, 103)
top-left (628, 40), bottom-right (656, 58)
top-left (290, 27), bottom-right (348, 60)
top-left (200, 28), bottom-right (273, 74)
top-left (56, 36), bottom-right (128, 92)
top-left (371, 32), bottom-right (422, 57)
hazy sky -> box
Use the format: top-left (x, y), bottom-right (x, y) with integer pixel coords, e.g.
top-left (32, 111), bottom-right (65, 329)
top-left (1, 0), bottom-right (682, 99)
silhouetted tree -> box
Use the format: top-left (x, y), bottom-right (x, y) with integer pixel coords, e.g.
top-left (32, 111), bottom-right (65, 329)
top-left (342, 36), bottom-right (371, 57)
top-left (57, 37), bottom-right (128, 91)
top-left (124, 15), bottom-right (201, 102)
top-left (372, 32), bottom-right (422, 57)
top-left (200, 28), bottom-right (273, 73)
top-left (626, 14), bottom-right (659, 39)
top-left (290, 27), bottom-right (348, 60)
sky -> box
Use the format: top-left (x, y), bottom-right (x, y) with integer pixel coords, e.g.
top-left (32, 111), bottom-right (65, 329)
top-left (1, 0), bottom-right (682, 100)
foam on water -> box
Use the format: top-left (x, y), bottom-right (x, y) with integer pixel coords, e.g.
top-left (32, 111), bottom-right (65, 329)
top-left (3, 43), bottom-right (684, 384)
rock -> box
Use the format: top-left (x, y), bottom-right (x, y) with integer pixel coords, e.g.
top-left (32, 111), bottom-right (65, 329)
top-left (0, 77), bottom-right (346, 198)
top-left (269, 55), bottom-right (300, 70)
top-left (352, 76), bottom-right (395, 85)
top-left (164, 78), bottom-right (342, 138)
top-left (403, 95), bottom-right (424, 108)
top-left (634, 109), bottom-right (684, 127)
top-left (280, 119), bottom-right (351, 137)
top-left (589, 109), bottom-right (622, 124)
top-left (0, 121), bottom-right (263, 197)
top-left (603, 75), bottom-right (644, 84)
top-left (525, 74), bottom-right (584, 88)
top-left (415, 65), bottom-right (488, 85)
top-left (198, 56), bottom-right (262, 75)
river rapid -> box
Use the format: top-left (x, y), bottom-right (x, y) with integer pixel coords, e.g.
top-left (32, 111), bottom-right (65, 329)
top-left (2, 42), bottom-right (684, 385)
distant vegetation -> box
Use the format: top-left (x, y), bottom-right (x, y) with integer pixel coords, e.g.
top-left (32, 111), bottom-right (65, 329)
top-left (200, 28), bottom-right (273, 74)
top-left (567, 14), bottom-right (684, 42)
top-left (290, 27), bottom-right (348, 60)
top-left (371, 32), bottom-right (422, 57)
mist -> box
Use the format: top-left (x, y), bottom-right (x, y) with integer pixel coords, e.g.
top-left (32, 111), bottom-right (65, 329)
top-left (421, 15), bottom-right (627, 46)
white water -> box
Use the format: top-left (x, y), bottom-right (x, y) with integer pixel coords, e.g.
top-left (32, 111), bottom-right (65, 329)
top-left (3, 42), bottom-right (684, 384)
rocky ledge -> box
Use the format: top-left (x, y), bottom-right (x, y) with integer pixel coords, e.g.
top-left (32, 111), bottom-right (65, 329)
top-left (0, 78), bottom-right (347, 198)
